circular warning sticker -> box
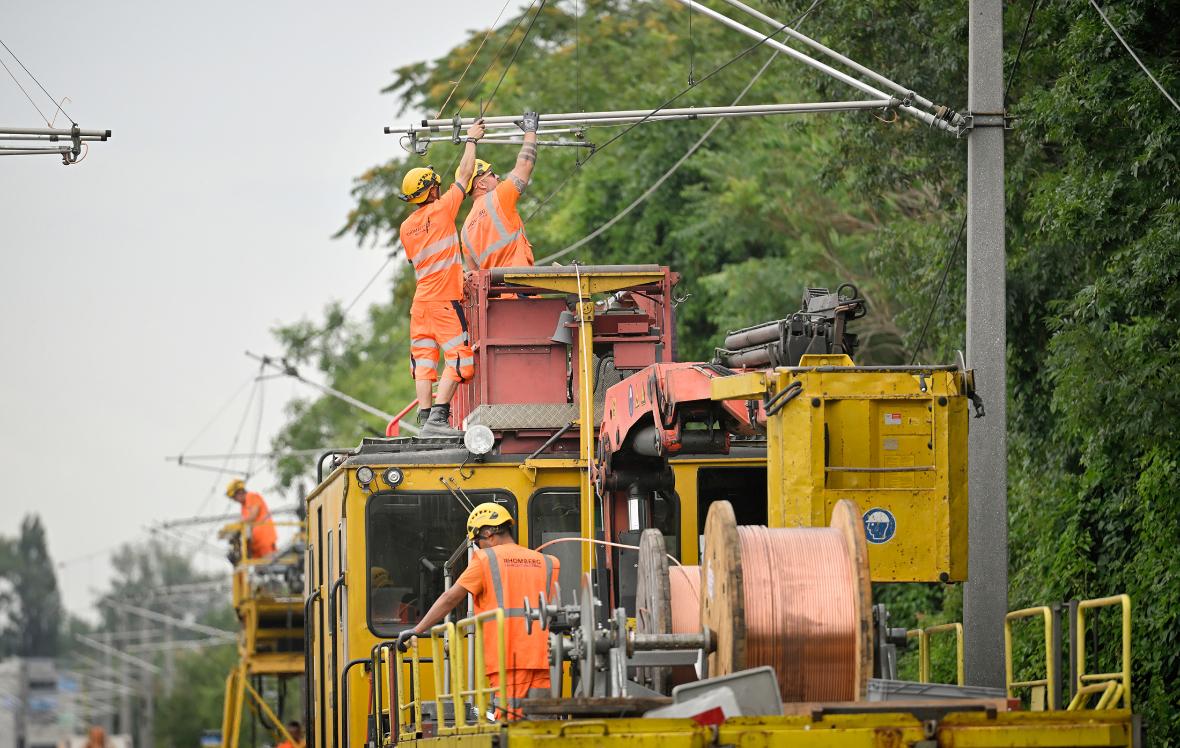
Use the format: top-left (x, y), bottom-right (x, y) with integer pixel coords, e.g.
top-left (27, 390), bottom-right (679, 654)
top-left (862, 507), bottom-right (897, 544)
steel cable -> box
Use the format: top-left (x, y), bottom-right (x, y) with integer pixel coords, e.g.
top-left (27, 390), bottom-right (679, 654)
top-left (435, 0), bottom-right (516, 118)
top-left (1089, 0), bottom-right (1180, 113)
top-left (0, 37), bottom-right (73, 124)
top-left (526, 0), bottom-right (824, 226)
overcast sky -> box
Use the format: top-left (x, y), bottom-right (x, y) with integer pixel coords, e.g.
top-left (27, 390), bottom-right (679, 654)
top-left (1, 0), bottom-right (530, 619)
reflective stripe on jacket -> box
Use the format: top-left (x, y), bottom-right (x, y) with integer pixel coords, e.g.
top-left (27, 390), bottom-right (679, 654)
top-left (475, 544), bottom-right (557, 675)
top-left (460, 183), bottom-right (534, 270)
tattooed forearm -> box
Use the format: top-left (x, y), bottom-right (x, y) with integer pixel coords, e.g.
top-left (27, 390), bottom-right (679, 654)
top-left (518, 144), bottom-right (537, 164)
top-left (509, 174), bottom-right (528, 193)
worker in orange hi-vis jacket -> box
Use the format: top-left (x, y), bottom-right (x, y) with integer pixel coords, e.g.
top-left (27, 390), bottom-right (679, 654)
top-left (225, 478), bottom-right (277, 558)
top-left (397, 118), bottom-right (486, 438)
top-left (458, 111), bottom-right (540, 271)
top-left (397, 503), bottom-right (559, 720)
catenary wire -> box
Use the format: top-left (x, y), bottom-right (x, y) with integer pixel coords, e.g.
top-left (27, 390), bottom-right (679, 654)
top-left (456, 0), bottom-right (540, 117)
top-left (526, 0), bottom-right (823, 224)
top-left (246, 373), bottom-right (267, 479)
top-left (436, 0), bottom-right (516, 118)
top-left (0, 54), bottom-right (50, 124)
top-left (0, 37), bottom-right (73, 124)
top-left (538, 46), bottom-right (781, 264)
top-left (483, 0), bottom-right (549, 114)
top-left (177, 375), bottom-right (257, 457)
top-left (1088, 0), bottom-right (1180, 113)
top-left (440, 0), bottom-right (545, 192)
top-left (294, 248), bottom-right (399, 349)
top-left (189, 372), bottom-right (261, 520)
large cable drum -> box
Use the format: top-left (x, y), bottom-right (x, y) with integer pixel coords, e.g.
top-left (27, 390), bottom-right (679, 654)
top-left (698, 499), bottom-right (872, 701)
top-left (635, 530), bottom-right (701, 692)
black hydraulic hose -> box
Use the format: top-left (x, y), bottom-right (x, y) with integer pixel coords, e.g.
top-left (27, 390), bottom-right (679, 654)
top-left (303, 589), bottom-right (322, 748)
top-left (339, 658), bottom-right (368, 748)
top-left (524, 420), bottom-right (576, 462)
top-left (328, 575), bottom-right (346, 748)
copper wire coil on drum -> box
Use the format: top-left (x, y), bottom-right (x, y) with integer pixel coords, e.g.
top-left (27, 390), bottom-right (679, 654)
top-left (636, 499), bottom-right (872, 701)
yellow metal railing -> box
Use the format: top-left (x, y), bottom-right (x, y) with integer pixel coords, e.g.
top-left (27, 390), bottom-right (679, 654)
top-left (1004, 606), bottom-right (1057, 709)
top-left (394, 609), bottom-right (508, 736)
top-left (1070, 595), bottom-right (1132, 711)
top-left (392, 641), bottom-right (424, 736)
top-left (906, 622), bottom-right (964, 685)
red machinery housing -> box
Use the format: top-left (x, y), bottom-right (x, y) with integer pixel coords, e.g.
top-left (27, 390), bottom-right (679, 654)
top-left (450, 265), bottom-right (680, 454)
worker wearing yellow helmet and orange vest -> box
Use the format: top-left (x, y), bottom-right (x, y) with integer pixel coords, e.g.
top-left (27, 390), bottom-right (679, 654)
top-left (398, 502), bottom-right (558, 718)
top-left (398, 118), bottom-right (486, 437)
top-left (458, 111), bottom-right (540, 271)
top-left (226, 478), bottom-right (277, 558)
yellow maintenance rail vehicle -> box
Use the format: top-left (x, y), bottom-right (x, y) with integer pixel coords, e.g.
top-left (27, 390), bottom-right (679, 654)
top-left (218, 515), bottom-right (307, 746)
top-left (303, 265), bottom-right (1138, 747)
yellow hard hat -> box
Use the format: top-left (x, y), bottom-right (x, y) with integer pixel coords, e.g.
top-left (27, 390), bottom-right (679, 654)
top-left (399, 166), bottom-right (441, 204)
top-left (456, 159), bottom-right (493, 194)
top-left (371, 566), bottom-right (392, 588)
top-left (466, 502), bottom-right (513, 540)
top-left (225, 478), bottom-right (246, 498)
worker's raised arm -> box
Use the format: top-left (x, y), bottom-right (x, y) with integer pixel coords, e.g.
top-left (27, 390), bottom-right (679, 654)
top-left (455, 119), bottom-right (486, 193)
top-left (506, 111), bottom-right (539, 193)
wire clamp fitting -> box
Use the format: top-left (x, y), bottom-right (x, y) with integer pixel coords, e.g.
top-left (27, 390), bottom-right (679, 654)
top-left (61, 123), bottom-right (81, 166)
top-left (956, 110), bottom-right (1014, 137)
top-left (451, 114), bottom-right (464, 145)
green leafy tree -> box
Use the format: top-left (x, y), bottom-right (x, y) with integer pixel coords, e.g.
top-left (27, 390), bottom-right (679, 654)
top-left (271, 0), bottom-right (1179, 740)
top-left (0, 515), bottom-right (63, 657)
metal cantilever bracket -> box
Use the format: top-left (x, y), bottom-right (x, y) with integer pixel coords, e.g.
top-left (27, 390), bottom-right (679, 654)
top-left (956, 110), bottom-right (1015, 137)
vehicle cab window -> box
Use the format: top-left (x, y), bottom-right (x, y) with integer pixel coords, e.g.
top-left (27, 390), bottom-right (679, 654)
top-left (366, 490), bottom-right (515, 636)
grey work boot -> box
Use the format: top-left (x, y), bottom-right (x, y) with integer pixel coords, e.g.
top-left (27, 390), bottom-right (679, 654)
top-left (418, 404), bottom-right (462, 438)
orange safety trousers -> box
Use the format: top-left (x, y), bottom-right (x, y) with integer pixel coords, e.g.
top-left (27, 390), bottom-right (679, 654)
top-left (409, 300), bottom-right (474, 383)
top-left (489, 669), bottom-right (550, 721)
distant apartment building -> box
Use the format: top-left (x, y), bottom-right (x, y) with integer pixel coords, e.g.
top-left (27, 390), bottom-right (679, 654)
top-left (0, 658), bottom-right (76, 748)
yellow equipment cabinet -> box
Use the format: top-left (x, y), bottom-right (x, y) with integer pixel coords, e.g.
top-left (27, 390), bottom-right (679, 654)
top-left (713, 354), bottom-right (972, 582)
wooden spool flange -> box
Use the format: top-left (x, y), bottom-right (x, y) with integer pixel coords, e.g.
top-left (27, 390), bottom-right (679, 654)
top-left (635, 528), bottom-right (673, 693)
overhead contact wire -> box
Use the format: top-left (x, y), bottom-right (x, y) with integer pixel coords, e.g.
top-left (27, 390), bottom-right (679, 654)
top-left (1089, 0), bottom-right (1180, 113)
top-left (526, 0), bottom-right (824, 225)
top-left (0, 37), bottom-right (73, 124)
top-left (436, 0), bottom-right (516, 118)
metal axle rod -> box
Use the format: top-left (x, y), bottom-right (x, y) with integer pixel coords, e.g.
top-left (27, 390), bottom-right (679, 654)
top-left (0, 148), bottom-right (72, 156)
top-left (673, 0), bottom-right (955, 133)
top-left (408, 136), bottom-right (594, 149)
top-left (0, 134), bottom-right (109, 142)
top-left (0, 125), bottom-right (111, 138)
top-left (389, 99), bottom-right (895, 139)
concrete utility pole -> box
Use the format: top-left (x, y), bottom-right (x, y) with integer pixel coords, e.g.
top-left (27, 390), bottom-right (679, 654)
top-left (964, 0), bottom-right (1008, 688)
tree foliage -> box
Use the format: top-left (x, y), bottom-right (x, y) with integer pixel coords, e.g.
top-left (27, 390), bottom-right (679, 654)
top-left (0, 515), bottom-right (63, 657)
top-left (270, 0), bottom-right (1179, 739)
